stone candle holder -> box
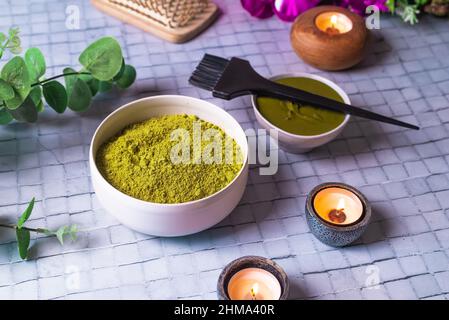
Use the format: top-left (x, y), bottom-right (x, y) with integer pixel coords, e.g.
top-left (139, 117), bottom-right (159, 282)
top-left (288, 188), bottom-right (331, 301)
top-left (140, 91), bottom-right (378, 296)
top-left (217, 256), bottom-right (289, 300)
top-left (306, 182), bottom-right (371, 247)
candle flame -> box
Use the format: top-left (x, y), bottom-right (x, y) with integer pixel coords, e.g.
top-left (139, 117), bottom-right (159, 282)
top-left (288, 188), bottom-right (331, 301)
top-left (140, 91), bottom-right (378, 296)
top-left (337, 198), bottom-right (345, 211)
top-left (250, 283), bottom-right (259, 300)
top-left (331, 15), bottom-right (338, 26)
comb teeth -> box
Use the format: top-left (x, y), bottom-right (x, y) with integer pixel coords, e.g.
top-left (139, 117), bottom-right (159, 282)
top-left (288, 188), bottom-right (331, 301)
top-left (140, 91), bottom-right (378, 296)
top-left (189, 54), bottom-right (230, 92)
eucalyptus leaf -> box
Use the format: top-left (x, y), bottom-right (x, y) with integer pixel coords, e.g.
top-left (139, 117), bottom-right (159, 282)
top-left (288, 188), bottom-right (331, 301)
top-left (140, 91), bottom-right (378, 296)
top-left (25, 48), bottom-right (46, 82)
top-left (0, 79), bottom-right (14, 100)
top-left (43, 81), bottom-right (67, 113)
top-left (49, 224), bottom-right (78, 245)
top-left (35, 100), bottom-right (44, 112)
top-left (64, 67), bottom-right (92, 111)
top-left (55, 226), bottom-right (68, 245)
top-left (29, 86), bottom-right (41, 103)
top-left (9, 45), bottom-right (22, 55)
top-left (16, 228), bottom-right (30, 260)
top-left (8, 27), bottom-right (20, 37)
top-left (115, 65), bottom-right (136, 89)
top-left (29, 86), bottom-right (44, 112)
top-left (1, 56), bottom-right (31, 109)
top-left (0, 108), bottom-right (13, 125)
top-left (79, 74), bottom-right (100, 96)
top-left (112, 59), bottom-right (125, 81)
top-left (8, 96), bottom-right (38, 123)
top-left (79, 37), bottom-right (123, 81)
top-left (67, 78), bottom-right (92, 112)
top-left (63, 67), bottom-right (77, 97)
top-left (98, 80), bottom-right (113, 93)
top-left (17, 197), bottom-right (35, 228)
top-left (7, 28), bottom-right (21, 55)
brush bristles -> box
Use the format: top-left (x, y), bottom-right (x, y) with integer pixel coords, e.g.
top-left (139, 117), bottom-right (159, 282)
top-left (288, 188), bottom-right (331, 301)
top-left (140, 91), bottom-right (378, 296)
top-left (189, 54), bottom-right (229, 91)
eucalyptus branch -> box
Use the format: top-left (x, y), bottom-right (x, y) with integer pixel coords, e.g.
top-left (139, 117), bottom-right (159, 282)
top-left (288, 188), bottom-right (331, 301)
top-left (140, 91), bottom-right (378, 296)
top-left (0, 27), bottom-right (21, 59)
top-left (0, 223), bottom-right (47, 234)
top-left (0, 30), bottom-right (136, 125)
top-left (31, 71), bottom-right (91, 87)
top-left (0, 198), bottom-right (79, 260)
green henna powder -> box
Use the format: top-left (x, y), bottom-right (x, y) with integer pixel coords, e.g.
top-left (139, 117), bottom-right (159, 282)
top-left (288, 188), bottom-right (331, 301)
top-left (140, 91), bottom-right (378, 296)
top-left (96, 114), bottom-right (244, 204)
top-left (257, 77), bottom-right (345, 136)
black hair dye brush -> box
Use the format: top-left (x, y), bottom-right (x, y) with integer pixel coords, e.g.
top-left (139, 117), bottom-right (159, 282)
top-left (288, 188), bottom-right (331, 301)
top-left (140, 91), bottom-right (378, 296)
top-left (189, 54), bottom-right (419, 130)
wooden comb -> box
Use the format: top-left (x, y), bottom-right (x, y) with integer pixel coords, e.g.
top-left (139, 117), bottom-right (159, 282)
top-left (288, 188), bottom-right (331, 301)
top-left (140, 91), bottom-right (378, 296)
top-left (91, 0), bottom-right (219, 43)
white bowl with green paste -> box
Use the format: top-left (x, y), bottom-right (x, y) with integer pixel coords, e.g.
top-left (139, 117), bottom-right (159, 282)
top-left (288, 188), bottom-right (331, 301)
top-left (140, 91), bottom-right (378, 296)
top-left (90, 95), bottom-right (249, 237)
top-left (251, 73), bottom-right (351, 153)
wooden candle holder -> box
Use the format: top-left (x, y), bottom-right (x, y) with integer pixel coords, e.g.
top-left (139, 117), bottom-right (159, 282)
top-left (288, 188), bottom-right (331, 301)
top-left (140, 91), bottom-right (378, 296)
top-left (290, 5), bottom-right (368, 71)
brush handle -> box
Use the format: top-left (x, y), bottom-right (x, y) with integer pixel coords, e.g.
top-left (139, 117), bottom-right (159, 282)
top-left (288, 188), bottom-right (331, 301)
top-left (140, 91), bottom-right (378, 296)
top-left (255, 79), bottom-right (419, 131)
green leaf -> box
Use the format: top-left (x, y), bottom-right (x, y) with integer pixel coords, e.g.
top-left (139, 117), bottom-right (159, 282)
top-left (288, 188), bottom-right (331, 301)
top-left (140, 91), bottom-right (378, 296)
top-left (63, 67), bottom-right (77, 97)
top-left (9, 45), bottom-right (22, 55)
top-left (1, 56), bottom-right (31, 109)
top-left (36, 100), bottom-right (44, 112)
top-left (0, 79), bottom-right (14, 100)
top-left (67, 78), bottom-right (92, 112)
top-left (16, 228), bottom-right (30, 260)
top-left (0, 108), bottom-right (13, 125)
top-left (43, 81), bottom-right (67, 113)
top-left (401, 5), bottom-right (419, 24)
top-left (0, 32), bottom-right (6, 43)
top-left (64, 68), bottom-right (92, 111)
top-left (29, 86), bottom-right (44, 112)
top-left (8, 27), bottom-right (20, 38)
top-left (79, 37), bottom-right (123, 81)
top-left (55, 226), bottom-right (68, 245)
top-left (98, 80), bottom-right (113, 93)
top-left (6, 27), bottom-right (21, 55)
top-left (17, 197), bottom-right (35, 228)
top-left (79, 74), bottom-right (100, 96)
top-left (112, 59), bottom-right (125, 81)
top-left (115, 65), bottom-right (136, 89)
top-left (8, 96), bottom-right (38, 123)
top-left (50, 224), bottom-right (79, 245)
top-left (25, 48), bottom-right (46, 82)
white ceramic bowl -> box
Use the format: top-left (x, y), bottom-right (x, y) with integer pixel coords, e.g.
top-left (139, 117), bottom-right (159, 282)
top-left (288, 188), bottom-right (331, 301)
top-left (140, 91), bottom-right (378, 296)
top-left (89, 95), bottom-right (249, 237)
top-left (251, 73), bottom-right (351, 153)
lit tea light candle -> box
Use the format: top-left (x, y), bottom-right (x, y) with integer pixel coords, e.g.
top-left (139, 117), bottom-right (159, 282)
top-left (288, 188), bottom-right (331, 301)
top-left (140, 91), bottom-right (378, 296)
top-left (227, 268), bottom-right (281, 300)
top-left (306, 182), bottom-right (371, 247)
top-left (217, 256), bottom-right (289, 300)
top-left (315, 12), bottom-right (353, 35)
top-left (313, 187), bottom-right (364, 225)
top-left (250, 283), bottom-right (259, 300)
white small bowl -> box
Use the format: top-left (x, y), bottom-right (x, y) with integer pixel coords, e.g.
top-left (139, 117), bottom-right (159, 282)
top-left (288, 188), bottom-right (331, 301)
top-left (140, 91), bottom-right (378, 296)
top-left (89, 95), bottom-right (249, 237)
top-left (251, 73), bottom-right (351, 153)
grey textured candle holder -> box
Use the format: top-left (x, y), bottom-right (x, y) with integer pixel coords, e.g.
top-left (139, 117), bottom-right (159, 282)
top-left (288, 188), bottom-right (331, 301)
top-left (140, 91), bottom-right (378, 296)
top-left (306, 182), bottom-right (371, 247)
top-left (217, 256), bottom-right (289, 300)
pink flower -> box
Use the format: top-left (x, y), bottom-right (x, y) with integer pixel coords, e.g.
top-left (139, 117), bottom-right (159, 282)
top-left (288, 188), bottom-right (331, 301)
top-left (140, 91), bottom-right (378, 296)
top-left (240, 0), bottom-right (389, 22)
top-left (241, 0), bottom-right (321, 22)
top-left (241, 0), bottom-right (274, 19)
top-left (273, 0), bottom-right (321, 22)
